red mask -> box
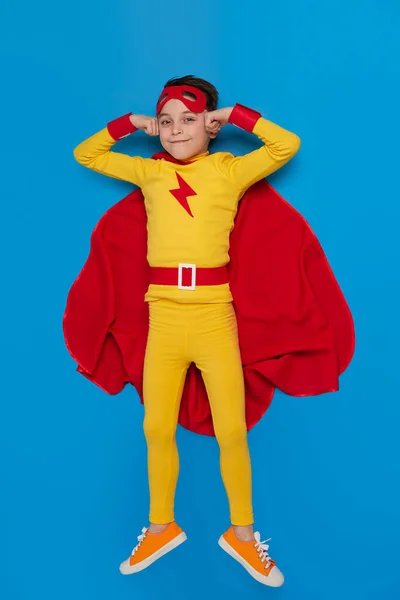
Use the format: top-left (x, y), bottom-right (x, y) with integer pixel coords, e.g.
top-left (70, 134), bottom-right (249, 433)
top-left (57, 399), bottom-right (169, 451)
top-left (156, 85), bottom-right (209, 116)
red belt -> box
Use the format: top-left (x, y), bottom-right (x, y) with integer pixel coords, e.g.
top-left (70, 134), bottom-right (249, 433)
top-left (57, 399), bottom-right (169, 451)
top-left (149, 264), bottom-right (229, 290)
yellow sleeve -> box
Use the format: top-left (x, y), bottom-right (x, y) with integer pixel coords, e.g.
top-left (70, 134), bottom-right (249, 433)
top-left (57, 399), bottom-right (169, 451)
top-left (73, 114), bottom-right (154, 187)
top-left (219, 104), bottom-right (301, 193)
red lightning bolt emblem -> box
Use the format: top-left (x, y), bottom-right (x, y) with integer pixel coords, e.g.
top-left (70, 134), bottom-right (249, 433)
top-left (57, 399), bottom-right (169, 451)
top-left (169, 172), bottom-right (196, 217)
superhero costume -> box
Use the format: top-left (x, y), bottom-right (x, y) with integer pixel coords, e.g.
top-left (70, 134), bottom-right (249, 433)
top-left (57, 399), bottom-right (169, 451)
top-left (64, 86), bottom-right (354, 586)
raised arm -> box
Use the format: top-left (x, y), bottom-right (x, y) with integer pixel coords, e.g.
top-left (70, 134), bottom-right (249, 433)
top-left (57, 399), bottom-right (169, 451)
top-left (215, 104), bottom-right (301, 193)
top-left (73, 113), bottom-right (157, 187)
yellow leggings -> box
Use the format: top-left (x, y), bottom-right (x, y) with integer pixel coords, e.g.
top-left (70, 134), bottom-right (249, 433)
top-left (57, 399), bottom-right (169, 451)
top-left (142, 299), bottom-right (253, 527)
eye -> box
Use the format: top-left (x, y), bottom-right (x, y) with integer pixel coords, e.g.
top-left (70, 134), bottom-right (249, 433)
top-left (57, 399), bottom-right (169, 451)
top-left (184, 117), bottom-right (195, 122)
top-left (160, 119), bottom-right (171, 126)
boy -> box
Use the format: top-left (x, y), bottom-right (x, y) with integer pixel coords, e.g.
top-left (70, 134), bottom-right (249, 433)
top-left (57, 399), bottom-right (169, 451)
top-left (73, 75), bottom-right (301, 587)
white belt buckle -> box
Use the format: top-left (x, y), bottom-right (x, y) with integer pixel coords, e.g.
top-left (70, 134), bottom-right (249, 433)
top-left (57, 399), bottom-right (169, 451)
top-left (178, 263), bottom-right (196, 290)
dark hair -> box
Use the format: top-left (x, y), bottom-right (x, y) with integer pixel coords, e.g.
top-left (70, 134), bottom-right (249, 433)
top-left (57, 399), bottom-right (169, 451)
top-left (161, 75), bottom-right (218, 111)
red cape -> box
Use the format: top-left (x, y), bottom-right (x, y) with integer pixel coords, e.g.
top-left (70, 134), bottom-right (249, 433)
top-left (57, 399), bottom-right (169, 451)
top-left (63, 158), bottom-right (355, 436)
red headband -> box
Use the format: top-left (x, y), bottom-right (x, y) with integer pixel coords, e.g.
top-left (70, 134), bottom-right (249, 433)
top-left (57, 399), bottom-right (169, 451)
top-left (156, 85), bottom-right (209, 115)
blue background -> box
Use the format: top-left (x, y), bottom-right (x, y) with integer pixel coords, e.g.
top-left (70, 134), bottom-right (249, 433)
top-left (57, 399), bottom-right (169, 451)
top-left (1, 1), bottom-right (399, 598)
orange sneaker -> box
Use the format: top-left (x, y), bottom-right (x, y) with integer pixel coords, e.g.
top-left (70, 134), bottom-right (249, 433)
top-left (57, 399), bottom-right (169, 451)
top-left (218, 527), bottom-right (284, 587)
top-left (119, 522), bottom-right (187, 575)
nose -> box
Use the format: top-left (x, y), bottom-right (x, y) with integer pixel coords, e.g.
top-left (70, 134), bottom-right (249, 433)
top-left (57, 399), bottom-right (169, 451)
top-left (171, 122), bottom-right (183, 136)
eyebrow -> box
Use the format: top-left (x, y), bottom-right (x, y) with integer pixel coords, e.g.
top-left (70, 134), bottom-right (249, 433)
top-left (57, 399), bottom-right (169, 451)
top-left (158, 110), bottom-right (197, 118)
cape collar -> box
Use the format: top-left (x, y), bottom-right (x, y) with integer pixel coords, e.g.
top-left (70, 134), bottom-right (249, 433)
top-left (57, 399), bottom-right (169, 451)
top-left (152, 151), bottom-right (210, 165)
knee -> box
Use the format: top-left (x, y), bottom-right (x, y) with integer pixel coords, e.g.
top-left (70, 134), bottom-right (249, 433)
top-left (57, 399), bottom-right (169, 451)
top-left (215, 423), bottom-right (248, 451)
top-left (143, 416), bottom-right (175, 446)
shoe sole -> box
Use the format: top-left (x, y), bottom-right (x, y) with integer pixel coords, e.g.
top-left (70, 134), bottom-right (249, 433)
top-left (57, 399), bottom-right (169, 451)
top-left (119, 532), bottom-right (187, 575)
top-left (218, 536), bottom-right (284, 587)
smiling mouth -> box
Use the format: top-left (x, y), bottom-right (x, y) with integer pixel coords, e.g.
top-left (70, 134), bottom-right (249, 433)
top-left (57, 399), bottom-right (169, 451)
top-left (170, 140), bottom-right (190, 144)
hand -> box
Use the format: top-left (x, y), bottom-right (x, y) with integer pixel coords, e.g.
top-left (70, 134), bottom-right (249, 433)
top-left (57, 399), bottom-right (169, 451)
top-left (205, 107), bottom-right (233, 138)
top-left (129, 114), bottom-right (159, 136)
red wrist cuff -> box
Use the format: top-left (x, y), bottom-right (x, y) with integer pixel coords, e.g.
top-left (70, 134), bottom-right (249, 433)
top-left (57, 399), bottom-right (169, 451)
top-left (228, 103), bottom-right (262, 133)
top-left (107, 113), bottom-right (137, 140)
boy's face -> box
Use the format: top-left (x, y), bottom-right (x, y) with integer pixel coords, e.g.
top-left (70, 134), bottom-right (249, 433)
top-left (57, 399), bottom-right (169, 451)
top-left (158, 98), bottom-right (212, 161)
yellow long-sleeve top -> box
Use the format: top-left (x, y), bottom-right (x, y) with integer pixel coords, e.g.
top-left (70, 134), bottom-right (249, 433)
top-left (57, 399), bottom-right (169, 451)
top-left (74, 104), bottom-right (301, 303)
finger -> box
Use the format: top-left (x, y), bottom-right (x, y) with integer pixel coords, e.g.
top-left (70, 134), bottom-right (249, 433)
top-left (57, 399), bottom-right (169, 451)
top-left (206, 122), bottom-right (220, 132)
top-left (205, 116), bottom-right (217, 127)
top-left (147, 120), bottom-right (157, 136)
top-left (153, 119), bottom-right (160, 136)
top-left (207, 122), bottom-right (221, 137)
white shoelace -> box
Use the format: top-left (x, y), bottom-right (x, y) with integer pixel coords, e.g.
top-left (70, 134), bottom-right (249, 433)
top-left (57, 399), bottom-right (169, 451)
top-left (254, 532), bottom-right (273, 569)
top-left (131, 527), bottom-right (148, 556)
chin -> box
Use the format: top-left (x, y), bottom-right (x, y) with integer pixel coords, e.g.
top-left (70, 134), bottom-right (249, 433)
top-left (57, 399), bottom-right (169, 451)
top-left (168, 146), bottom-right (195, 161)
